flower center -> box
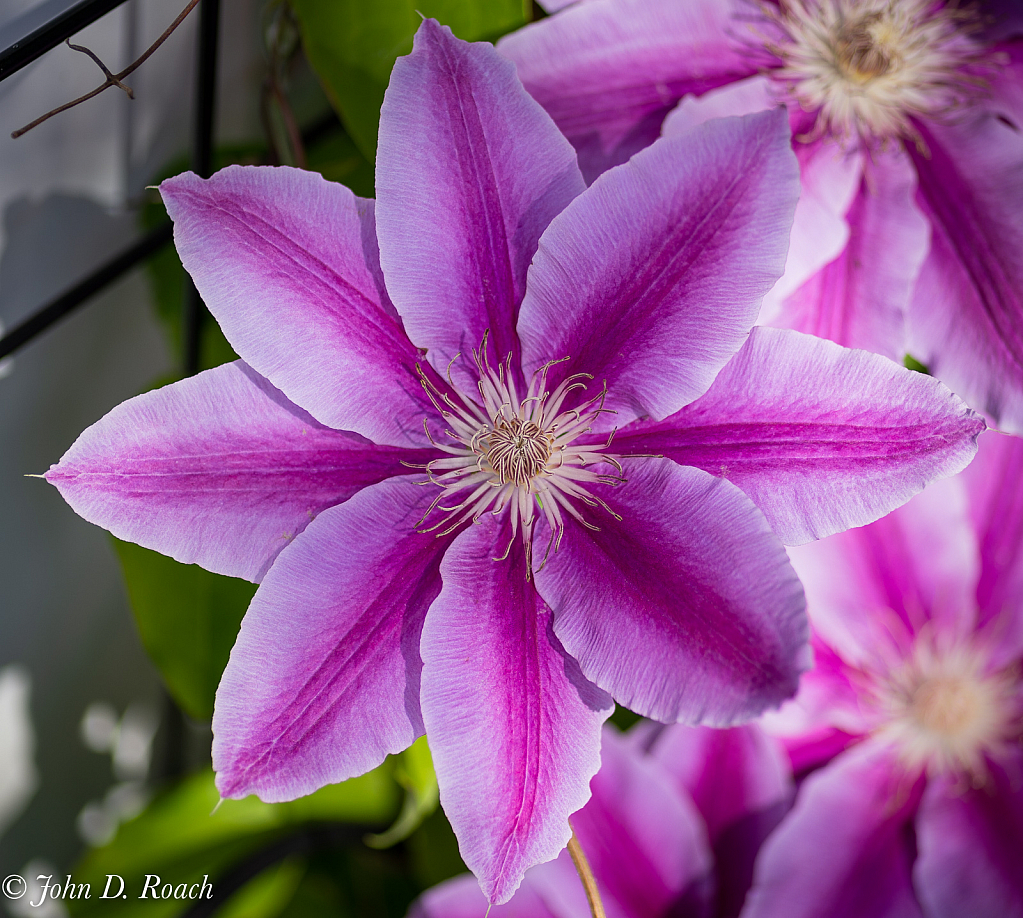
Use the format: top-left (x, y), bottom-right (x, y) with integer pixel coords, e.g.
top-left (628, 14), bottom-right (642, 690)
top-left (407, 336), bottom-right (624, 575)
top-left (486, 418), bottom-right (553, 486)
top-left (763, 0), bottom-right (989, 145)
top-left (871, 635), bottom-right (1020, 780)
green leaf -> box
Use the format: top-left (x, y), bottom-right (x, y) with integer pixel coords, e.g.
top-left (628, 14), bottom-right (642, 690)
top-left (218, 858), bottom-right (305, 918)
top-left (903, 353), bottom-right (931, 375)
top-left (112, 539), bottom-right (256, 721)
top-left (365, 736), bottom-right (439, 849)
top-left (289, 0), bottom-right (532, 161)
top-left (68, 769), bottom-right (400, 918)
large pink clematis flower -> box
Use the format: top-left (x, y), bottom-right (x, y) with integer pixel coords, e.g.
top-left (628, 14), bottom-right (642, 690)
top-left (748, 433), bottom-right (1023, 918)
top-left (46, 20), bottom-right (982, 904)
top-left (412, 723), bottom-right (793, 918)
top-left (499, 1), bottom-right (1023, 434)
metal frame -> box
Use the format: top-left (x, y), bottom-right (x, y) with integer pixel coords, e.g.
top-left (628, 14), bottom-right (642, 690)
top-left (0, 0), bottom-right (221, 373)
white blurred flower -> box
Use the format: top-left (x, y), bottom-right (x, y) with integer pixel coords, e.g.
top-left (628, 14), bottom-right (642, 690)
top-left (7, 861), bottom-right (67, 918)
top-left (112, 702), bottom-right (156, 781)
top-left (0, 666), bottom-right (36, 838)
top-left (79, 701), bottom-right (117, 754)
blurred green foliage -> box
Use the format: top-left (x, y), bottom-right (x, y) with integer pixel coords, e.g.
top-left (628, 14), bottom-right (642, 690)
top-left (289, 0), bottom-right (532, 160)
top-left (68, 767), bottom-right (399, 917)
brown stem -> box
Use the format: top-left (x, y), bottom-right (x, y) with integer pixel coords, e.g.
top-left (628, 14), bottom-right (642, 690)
top-left (12, 0), bottom-right (202, 138)
top-left (567, 830), bottom-right (607, 918)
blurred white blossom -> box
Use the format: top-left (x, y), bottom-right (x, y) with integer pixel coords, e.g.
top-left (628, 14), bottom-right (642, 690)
top-left (0, 665), bottom-right (36, 838)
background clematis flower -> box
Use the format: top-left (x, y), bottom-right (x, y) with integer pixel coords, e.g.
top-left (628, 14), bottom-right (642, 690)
top-left (747, 432), bottom-right (1023, 918)
top-left (498, 0), bottom-right (1023, 434)
top-left (411, 722), bottom-right (793, 918)
top-left (44, 19), bottom-right (983, 905)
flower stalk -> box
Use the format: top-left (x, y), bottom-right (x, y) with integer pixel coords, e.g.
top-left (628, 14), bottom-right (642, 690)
top-left (567, 829), bottom-right (607, 918)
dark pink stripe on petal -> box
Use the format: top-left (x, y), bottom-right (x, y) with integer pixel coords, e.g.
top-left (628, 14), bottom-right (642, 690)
top-left (212, 477), bottom-right (451, 801)
top-left (536, 458), bottom-right (808, 725)
top-left (421, 518), bottom-right (612, 905)
top-left (160, 166), bottom-right (432, 448)
top-left (45, 362), bottom-right (434, 582)
top-left (377, 19), bottom-right (585, 390)
top-left (519, 110), bottom-right (799, 430)
top-left (612, 327), bottom-right (985, 545)
top-left (788, 477), bottom-right (980, 664)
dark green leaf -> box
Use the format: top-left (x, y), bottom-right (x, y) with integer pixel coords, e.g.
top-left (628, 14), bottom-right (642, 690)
top-left (289, 0), bottom-right (532, 161)
top-left (113, 539), bottom-right (256, 721)
top-left (365, 736), bottom-right (438, 849)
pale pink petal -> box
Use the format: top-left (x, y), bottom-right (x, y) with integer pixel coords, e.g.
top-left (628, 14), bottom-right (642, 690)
top-left (45, 362), bottom-right (432, 582)
top-left (376, 19), bottom-right (584, 390)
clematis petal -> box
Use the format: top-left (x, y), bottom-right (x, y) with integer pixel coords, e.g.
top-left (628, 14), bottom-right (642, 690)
top-left (611, 327), bottom-right (985, 545)
top-left (530, 727), bottom-right (712, 918)
top-left (519, 110), bottom-right (799, 429)
top-left (420, 517), bottom-right (613, 905)
top-left (760, 635), bottom-right (867, 773)
top-left (642, 722), bottom-right (792, 918)
top-left (663, 83), bottom-right (863, 326)
top-left (212, 477), bottom-right (450, 801)
top-left (45, 361), bottom-right (432, 582)
top-left (411, 874), bottom-right (560, 918)
top-left (160, 166), bottom-right (432, 448)
top-left (534, 457), bottom-right (808, 726)
top-left (646, 723), bottom-right (792, 843)
top-left (377, 19), bottom-right (584, 389)
top-left (906, 56), bottom-right (1023, 434)
top-left (962, 432), bottom-right (1023, 665)
top-left (913, 752), bottom-right (1023, 918)
top-left (787, 475), bottom-right (980, 666)
top-left (498, 0), bottom-right (757, 181)
top-left (772, 150), bottom-right (928, 360)
top-left (742, 743), bottom-right (924, 918)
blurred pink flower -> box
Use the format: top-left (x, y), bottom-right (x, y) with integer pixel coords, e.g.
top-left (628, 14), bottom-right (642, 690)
top-left (500, 1), bottom-right (1023, 434)
top-left (750, 432), bottom-right (1023, 918)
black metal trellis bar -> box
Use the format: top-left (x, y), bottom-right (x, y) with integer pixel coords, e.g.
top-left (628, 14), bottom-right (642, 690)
top-left (158, 0), bottom-right (220, 784)
top-left (0, 0), bottom-right (130, 82)
top-left (0, 222), bottom-right (172, 361)
top-left (182, 0), bottom-right (220, 378)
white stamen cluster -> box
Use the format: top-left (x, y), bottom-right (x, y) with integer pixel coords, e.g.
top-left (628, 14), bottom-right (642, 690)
top-left (408, 336), bottom-right (624, 576)
top-left (865, 631), bottom-right (1021, 782)
top-left (761, 0), bottom-right (989, 146)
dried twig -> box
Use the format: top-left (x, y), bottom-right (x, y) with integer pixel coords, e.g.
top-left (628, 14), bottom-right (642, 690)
top-left (12, 0), bottom-right (202, 139)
